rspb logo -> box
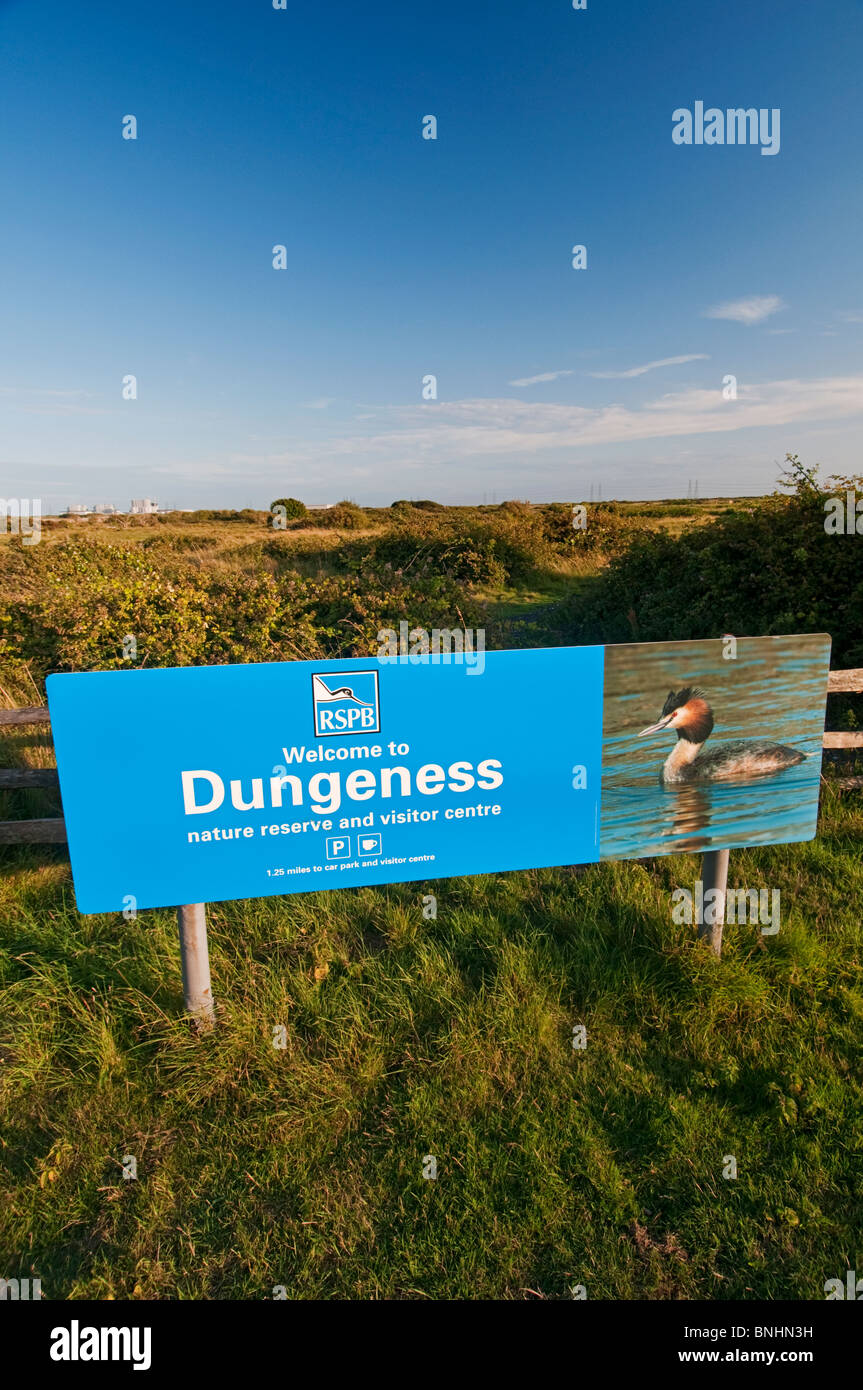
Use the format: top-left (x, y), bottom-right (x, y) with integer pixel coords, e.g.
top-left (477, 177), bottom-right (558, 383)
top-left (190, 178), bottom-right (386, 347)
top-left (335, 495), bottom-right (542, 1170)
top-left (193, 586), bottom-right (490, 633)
top-left (311, 671), bottom-right (380, 738)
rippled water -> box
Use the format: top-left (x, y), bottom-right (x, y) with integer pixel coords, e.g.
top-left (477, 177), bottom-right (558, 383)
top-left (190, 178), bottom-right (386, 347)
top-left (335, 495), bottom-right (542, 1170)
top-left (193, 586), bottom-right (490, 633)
top-left (599, 634), bottom-right (831, 860)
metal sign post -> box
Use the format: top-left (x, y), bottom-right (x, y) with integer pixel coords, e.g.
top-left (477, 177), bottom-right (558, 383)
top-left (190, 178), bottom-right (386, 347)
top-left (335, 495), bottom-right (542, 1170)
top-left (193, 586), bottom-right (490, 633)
top-left (699, 848), bottom-right (729, 957)
top-left (177, 903), bottom-right (214, 1028)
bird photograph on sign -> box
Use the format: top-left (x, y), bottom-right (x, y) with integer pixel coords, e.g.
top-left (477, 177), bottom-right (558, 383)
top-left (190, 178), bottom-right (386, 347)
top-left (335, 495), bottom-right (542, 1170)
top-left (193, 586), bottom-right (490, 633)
top-left (600, 634), bottom-right (832, 859)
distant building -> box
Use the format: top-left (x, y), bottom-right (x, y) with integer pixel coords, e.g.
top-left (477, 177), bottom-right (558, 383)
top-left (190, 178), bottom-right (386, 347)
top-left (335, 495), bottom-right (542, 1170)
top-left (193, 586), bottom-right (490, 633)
top-left (129, 498), bottom-right (158, 514)
top-left (64, 504), bottom-right (91, 516)
top-left (93, 503), bottom-right (119, 515)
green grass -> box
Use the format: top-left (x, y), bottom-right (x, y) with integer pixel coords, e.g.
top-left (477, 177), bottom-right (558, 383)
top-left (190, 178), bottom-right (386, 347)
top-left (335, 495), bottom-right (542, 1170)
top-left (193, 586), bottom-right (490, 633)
top-left (1, 781), bottom-right (861, 1300)
top-left (1, 496), bottom-right (861, 1300)
top-left (474, 573), bottom-right (587, 618)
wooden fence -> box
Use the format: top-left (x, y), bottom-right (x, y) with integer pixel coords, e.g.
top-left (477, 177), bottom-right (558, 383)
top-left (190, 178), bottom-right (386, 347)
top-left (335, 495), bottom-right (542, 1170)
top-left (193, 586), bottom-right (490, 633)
top-left (2, 669), bottom-right (862, 1019)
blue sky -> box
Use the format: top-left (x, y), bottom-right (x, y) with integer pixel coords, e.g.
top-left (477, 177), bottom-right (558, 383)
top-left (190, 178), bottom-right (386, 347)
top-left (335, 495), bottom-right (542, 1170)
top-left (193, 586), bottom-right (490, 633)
top-left (2, 0), bottom-right (862, 510)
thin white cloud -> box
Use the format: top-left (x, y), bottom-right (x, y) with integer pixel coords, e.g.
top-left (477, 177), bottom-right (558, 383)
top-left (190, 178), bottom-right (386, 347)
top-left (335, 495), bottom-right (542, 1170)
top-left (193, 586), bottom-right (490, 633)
top-left (836, 311), bottom-right (863, 324)
top-left (228, 375), bottom-right (863, 474)
top-left (588, 353), bottom-right (709, 379)
top-left (704, 295), bottom-right (786, 325)
top-left (0, 387), bottom-right (93, 399)
top-left (303, 397), bottom-right (336, 409)
top-left (0, 386), bottom-right (106, 417)
top-left (509, 369), bottom-right (574, 387)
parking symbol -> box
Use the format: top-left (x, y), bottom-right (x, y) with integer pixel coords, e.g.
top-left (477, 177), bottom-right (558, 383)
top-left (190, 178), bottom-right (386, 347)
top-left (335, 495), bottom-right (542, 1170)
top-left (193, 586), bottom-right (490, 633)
top-left (358, 833), bottom-right (381, 856)
top-left (326, 836), bottom-right (351, 859)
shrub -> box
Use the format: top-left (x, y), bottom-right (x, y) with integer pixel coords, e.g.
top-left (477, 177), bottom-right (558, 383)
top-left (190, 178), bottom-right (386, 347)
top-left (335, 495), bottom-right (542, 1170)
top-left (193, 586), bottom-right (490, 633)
top-left (0, 544), bottom-right (284, 674)
top-left (174, 509), bottom-right (267, 524)
top-left (390, 499), bottom-right (445, 512)
top-left (541, 501), bottom-right (645, 555)
top-left (629, 501), bottom-right (710, 518)
top-left (353, 509), bottom-right (552, 587)
top-left (0, 538), bottom-right (483, 684)
top-left (367, 529), bottom-right (505, 585)
top-left (309, 501), bottom-right (369, 530)
top-left (186, 511), bottom-right (268, 522)
top-left (559, 458), bottom-right (863, 669)
top-left (270, 497), bottom-right (307, 520)
top-left (274, 570), bottom-right (484, 657)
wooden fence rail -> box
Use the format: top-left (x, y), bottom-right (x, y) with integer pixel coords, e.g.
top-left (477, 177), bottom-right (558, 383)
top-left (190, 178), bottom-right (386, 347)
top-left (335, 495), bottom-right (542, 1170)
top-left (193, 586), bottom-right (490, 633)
top-left (0, 817), bottom-right (67, 845)
top-left (0, 768), bottom-right (60, 789)
top-left (824, 668), bottom-right (863, 693)
top-left (0, 705), bottom-right (51, 727)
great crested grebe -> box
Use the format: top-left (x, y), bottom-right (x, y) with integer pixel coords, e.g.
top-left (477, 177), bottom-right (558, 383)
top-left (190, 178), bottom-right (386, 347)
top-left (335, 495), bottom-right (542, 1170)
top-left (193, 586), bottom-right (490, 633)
top-left (638, 686), bottom-right (807, 784)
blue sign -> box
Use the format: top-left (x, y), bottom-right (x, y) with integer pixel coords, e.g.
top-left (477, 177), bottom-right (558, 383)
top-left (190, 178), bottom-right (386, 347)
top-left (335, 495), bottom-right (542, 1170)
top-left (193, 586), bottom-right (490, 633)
top-left (46, 634), bottom-right (830, 915)
top-left (46, 647), bottom-right (605, 913)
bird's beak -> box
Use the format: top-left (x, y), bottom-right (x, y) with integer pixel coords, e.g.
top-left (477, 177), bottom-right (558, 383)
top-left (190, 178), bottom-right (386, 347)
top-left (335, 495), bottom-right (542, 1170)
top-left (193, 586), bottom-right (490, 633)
top-left (638, 715), bottom-right (673, 737)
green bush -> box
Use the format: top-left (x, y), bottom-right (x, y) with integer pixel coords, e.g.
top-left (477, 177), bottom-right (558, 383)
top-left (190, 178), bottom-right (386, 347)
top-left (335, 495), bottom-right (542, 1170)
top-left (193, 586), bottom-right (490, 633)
top-left (355, 509), bottom-right (552, 587)
top-left (0, 539), bottom-right (483, 684)
top-left (269, 497), bottom-right (307, 520)
top-left (560, 459), bottom-right (863, 669)
top-left (365, 530), bottom-right (505, 586)
top-left (178, 509), bottom-right (266, 524)
top-left (541, 501), bottom-right (645, 555)
top-left (390, 499), bottom-right (446, 511)
top-left (307, 500), bottom-right (369, 530)
top-left (0, 544), bottom-right (285, 674)
top-left (626, 501), bottom-right (711, 518)
top-left (275, 570), bottom-right (483, 656)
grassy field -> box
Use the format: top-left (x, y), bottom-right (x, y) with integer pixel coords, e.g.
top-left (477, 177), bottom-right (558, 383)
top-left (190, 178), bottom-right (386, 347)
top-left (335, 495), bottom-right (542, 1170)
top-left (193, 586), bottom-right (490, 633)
top-left (1, 498), bottom-right (861, 1300)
